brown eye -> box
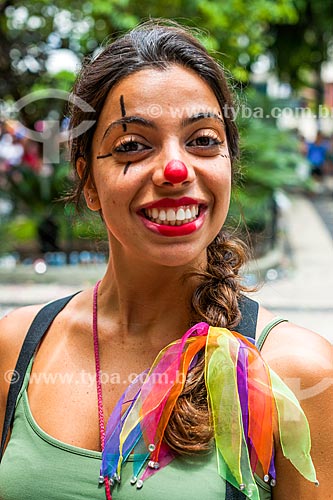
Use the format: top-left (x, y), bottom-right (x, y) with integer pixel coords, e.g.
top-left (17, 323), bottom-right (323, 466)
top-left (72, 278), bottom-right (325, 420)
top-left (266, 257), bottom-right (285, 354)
top-left (187, 134), bottom-right (223, 148)
top-left (194, 136), bottom-right (215, 146)
top-left (115, 140), bottom-right (147, 153)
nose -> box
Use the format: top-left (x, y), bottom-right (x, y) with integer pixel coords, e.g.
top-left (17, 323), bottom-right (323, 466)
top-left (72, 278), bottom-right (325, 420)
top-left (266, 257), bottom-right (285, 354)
top-left (151, 148), bottom-right (196, 189)
top-left (164, 160), bottom-right (188, 184)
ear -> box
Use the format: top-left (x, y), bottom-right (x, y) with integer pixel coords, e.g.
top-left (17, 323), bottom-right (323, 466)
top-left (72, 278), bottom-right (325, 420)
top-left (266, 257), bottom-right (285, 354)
top-left (76, 157), bottom-right (101, 211)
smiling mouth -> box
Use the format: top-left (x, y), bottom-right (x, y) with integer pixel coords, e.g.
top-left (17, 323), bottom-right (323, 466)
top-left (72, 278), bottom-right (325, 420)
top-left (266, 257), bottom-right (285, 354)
top-left (141, 204), bottom-right (201, 226)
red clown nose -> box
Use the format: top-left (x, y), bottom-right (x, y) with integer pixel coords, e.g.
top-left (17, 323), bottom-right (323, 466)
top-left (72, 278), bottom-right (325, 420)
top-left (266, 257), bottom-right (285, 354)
top-left (164, 160), bottom-right (188, 184)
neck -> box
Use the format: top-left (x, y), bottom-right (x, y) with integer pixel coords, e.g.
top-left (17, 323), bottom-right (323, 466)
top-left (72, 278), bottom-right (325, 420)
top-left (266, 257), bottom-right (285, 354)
top-left (97, 252), bottom-right (206, 343)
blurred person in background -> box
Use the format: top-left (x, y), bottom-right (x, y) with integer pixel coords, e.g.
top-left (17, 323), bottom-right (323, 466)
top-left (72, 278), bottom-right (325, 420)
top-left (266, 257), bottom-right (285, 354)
top-left (0, 122), bottom-right (24, 170)
top-left (306, 131), bottom-right (330, 188)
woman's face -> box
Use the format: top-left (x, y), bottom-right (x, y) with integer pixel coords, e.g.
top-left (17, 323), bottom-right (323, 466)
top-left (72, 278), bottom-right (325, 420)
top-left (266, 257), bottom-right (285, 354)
top-left (85, 64), bottom-right (232, 268)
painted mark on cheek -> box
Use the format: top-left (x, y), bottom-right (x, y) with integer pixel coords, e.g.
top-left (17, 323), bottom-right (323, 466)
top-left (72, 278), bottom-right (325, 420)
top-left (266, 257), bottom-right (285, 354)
top-left (220, 154), bottom-right (230, 159)
top-left (123, 161), bottom-right (132, 175)
top-left (96, 152), bottom-right (113, 159)
top-left (120, 95), bottom-right (127, 131)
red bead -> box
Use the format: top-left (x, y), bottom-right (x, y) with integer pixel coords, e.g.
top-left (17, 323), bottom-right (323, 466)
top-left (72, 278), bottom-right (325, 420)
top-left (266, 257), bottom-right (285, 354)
top-left (164, 160), bottom-right (188, 183)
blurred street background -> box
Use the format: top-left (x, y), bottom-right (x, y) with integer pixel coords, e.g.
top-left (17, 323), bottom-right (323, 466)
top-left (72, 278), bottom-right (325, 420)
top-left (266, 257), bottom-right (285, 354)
top-left (0, 0), bottom-right (332, 343)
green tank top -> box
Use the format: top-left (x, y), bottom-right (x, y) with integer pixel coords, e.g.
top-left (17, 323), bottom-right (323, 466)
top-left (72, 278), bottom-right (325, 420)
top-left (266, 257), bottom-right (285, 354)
top-left (0, 357), bottom-right (271, 500)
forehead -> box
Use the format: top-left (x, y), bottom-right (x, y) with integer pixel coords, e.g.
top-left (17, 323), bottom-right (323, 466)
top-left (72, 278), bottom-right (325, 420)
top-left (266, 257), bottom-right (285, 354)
top-left (98, 65), bottom-right (221, 123)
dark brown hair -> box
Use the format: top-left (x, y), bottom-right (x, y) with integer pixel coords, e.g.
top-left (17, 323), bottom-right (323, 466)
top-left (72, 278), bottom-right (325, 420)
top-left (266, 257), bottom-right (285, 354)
top-left (68, 19), bottom-right (248, 455)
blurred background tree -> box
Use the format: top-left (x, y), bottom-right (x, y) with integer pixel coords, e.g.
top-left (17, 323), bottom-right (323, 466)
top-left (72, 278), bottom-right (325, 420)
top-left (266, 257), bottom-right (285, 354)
top-left (0, 0), bottom-right (299, 116)
top-left (0, 0), bottom-right (331, 258)
top-left (268, 0), bottom-right (333, 106)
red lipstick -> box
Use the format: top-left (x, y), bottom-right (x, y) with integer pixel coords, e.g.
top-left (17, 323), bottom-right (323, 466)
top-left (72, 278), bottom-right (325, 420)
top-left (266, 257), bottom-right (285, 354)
top-left (139, 209), bottom-right (206, 237)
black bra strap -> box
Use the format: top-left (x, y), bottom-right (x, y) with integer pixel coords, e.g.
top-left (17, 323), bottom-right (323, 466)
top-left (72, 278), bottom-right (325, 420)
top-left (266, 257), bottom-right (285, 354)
top-left (235, 296), bottom-right (259, 339)
top-left (0, 293), bottom-right (78, 461)
top-left (225, 295), bottom-right (258, 497)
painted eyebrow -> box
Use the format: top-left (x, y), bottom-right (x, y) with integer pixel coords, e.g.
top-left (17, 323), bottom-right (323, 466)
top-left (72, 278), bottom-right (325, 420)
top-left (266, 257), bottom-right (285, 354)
top-left (181, 112), bottom-right (225, 128)
top-left (102, 116), bottom-right (157, 141)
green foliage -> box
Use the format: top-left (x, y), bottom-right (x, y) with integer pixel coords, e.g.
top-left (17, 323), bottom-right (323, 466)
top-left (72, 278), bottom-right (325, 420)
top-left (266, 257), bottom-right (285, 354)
top-left (0, 162), bottom-right (70, 216)
top-left (4, 215), bottom-right (36, 242)
top-left (0, 0), bottom-right (299, 122)
top-left (228, 90), bottom-right (306, 231)
top-left (71, 212), bottom-right (107, 241)
top-left (268, 0), bottom-right (333, 92)
top-left (0, 215), bottom-right (36, 256)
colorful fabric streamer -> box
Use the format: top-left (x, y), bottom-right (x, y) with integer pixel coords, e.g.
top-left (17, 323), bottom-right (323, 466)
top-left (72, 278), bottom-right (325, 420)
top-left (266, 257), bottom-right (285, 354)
top-left (100, 323), bottom-right (317, 497)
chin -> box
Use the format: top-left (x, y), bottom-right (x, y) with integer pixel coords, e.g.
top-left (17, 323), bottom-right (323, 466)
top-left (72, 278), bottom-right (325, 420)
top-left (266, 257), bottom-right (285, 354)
top-left (145, 245), bottom-right (207, 270)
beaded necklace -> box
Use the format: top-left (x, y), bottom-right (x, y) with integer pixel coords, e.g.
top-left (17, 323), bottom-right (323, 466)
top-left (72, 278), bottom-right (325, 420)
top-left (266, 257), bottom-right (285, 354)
top-left (93, 280), bottom-right (112, 500)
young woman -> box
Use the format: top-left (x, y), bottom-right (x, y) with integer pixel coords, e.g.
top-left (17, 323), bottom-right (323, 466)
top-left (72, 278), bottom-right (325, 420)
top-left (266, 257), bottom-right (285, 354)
top-left (0, 21), bottom-right (332, 500)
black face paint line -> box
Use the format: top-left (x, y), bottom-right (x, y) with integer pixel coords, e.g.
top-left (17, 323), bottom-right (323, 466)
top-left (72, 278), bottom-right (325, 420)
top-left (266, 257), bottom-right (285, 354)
top-left (120, 95), bottom-right (127, 131)
top-left (123, 162), bottom-right (132, 175)
top-left (96, 153), bottom-right (113, 159)
top-left (220, 154), bottom-right (230, 159)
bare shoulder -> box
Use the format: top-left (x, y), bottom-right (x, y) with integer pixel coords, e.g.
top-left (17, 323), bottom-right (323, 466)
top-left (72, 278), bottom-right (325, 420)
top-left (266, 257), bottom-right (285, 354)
top-left (258, 307), bottom-right (333, 499)
top-left (0, 289), bottom-right (90, 368)
top-left (0, 304), bottom-right (45, 369)
top-left (0, 304), bottom-right (45, 434)
top-left (257, 307), bottom-right (332, 379)
top-left (0, 291), bottom-right (90, 434)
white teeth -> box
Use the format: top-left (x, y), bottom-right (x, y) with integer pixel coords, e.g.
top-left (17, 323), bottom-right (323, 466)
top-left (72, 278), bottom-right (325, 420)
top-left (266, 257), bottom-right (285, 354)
top-left (159, 209), bottom-right (166, 221)
top-left (166, 208), bottom-right (176, 221)
top-left (144, 204), bottom-right (201, 225)
top-left (152, 208), bottom-right (159, 219)
top-left (176, 208), bottom-right (186, 221)
top-left (185, 208), bottom-right (192, 219)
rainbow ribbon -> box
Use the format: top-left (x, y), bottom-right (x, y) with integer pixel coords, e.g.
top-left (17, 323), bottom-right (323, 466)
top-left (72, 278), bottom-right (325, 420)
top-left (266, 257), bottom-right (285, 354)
top-left (101, 323), bottom-right (317, 498)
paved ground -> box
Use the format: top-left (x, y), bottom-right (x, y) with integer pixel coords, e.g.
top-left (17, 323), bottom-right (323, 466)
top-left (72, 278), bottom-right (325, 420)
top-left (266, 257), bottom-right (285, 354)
top-left (0, 266), bottom-right (99, 317)
top-left (312, 194), bottom-right (333, 237)
top-left (252, 193), bottom-right (333, 343)
top-left (0, 193), bottom-right (332, 343)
